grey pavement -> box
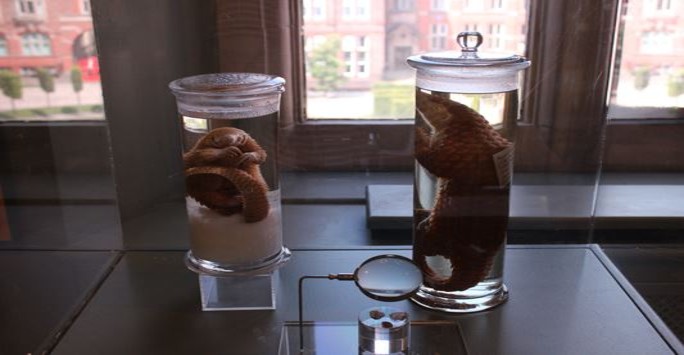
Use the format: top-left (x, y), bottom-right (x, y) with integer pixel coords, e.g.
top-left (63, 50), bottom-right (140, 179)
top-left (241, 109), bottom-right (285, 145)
top-left (0, 81), bottom-right (103, 112)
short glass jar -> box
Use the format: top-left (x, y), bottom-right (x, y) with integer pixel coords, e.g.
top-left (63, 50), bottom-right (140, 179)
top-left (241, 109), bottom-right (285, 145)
top-left (169, 73), bottom-right (290, 276)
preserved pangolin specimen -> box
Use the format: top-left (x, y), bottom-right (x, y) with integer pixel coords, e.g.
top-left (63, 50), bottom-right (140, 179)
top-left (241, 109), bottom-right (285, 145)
top-left (414, 91), bottom-right (511, 291)
top-left (183, 127), bottom-right (269, 223)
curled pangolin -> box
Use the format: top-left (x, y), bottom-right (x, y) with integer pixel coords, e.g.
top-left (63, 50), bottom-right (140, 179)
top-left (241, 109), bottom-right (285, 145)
top-left (183, 127), bottom-right (270, 223)
top-left (414, 90), bottom-right (512, 291)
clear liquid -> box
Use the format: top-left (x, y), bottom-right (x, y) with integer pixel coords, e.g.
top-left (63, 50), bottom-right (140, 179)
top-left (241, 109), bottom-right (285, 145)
top-left (180, 112), bottom-right (283, 266)
top-left (355, 256), bottom-right (423, 300)
top-left (413, 89), bottom-right (517, 298)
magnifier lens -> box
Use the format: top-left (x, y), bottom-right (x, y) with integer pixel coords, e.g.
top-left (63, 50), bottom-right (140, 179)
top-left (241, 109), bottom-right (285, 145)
top-left (355, 256), bottom-right (423, 301)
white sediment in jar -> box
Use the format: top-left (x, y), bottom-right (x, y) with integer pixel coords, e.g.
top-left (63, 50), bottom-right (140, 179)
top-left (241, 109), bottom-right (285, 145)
top-left (186, 190), bottom-right (283, 265)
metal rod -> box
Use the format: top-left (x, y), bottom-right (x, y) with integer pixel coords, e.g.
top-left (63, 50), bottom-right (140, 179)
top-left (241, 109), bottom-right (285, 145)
top-left (297, 274), bottom-right (355, 352)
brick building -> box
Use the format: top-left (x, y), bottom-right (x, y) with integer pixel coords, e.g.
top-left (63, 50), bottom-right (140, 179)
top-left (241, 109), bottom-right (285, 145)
top-left (303, 0), bottom-right (386, 90)
top-left (384, 0), bottom-right (420, 79)
top-left (0, 0), bottom-right (94, 76)
top-left (447, 0), bottom-right (527, 54)
top-left (619, 0), bottom-right (684, 72)
top-left (304, 0), bottom-right (528, 89)
top-left (384, 0), bottom-right (527, 79)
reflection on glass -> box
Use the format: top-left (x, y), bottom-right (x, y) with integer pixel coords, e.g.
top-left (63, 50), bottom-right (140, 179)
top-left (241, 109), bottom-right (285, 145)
top-left (0, 0), bottom-right (118, 251)
top-left (0, 1), bottom-right (103, 121)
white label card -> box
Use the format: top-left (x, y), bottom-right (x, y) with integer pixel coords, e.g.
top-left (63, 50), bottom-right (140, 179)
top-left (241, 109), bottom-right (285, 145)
top-left (492, 145), bottom-right (514, 188)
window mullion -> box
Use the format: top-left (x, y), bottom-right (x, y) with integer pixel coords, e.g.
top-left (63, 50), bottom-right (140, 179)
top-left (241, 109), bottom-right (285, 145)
top-left (519, 0), bottom-right (619, 172)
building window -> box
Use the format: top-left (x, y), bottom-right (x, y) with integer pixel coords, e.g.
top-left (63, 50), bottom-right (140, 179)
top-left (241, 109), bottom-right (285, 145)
top-left (17, 0), bottom-right (35, 14)
top-left (82, 0), bottom-right (91, 15)
top-left (653, 0), bottom-right (672, 10)
top-left (341, 35), bottom-right (370, 78)
top-left (0, 36), bottom-right (8, 56)
top-left (465, 23), bottom-right (479, 32)
top-left (303, 0), bottom-right (326, 21)
top-left (491, 0), bottom-right (504, 9)
top-left (394, 0), bottom-right (413, 11)
top-left (15, 0), bottom-right (44, 16)
top-left (640, 31), bottom-right (673, 54)
top-left (488, 24), bottom-right (503, 49)
top-left (342, 0), bottom-right (370, 20)
top-left (431, 0), bottom-right (448, 11)
top-left (430, 24), bottom-right (448, 50)
top-left (643, 0), bottom-right (675, 15)
top-left (465, 0), bottom-right (483, 10)
top-left (21, 32), bottom-right (51, 56)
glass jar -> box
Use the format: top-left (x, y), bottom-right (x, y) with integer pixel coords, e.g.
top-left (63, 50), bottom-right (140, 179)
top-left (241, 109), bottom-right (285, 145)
top-left (407, 32), bottom-right (530, 312)
top-left (169, 73), bottom-right (290, 275)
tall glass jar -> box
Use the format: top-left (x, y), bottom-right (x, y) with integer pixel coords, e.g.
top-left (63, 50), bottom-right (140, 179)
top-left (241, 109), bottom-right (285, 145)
top-left (169, 73), bottom-right (290, 276)
top-left (407, 32), bottom-right (530, 312)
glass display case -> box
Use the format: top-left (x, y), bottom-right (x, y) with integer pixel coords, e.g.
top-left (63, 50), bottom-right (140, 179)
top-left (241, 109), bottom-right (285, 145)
top-left (0, 0), bottom-right (682, 354)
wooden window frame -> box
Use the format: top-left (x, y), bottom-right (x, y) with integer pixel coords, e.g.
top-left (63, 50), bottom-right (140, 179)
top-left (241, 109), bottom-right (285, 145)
top-left (504, 0), bottom-right (683, 172)
top-left (96, 0), bottom-right (684, 175)
top-left (83, 0), bottom-right (684, 246)
top-left (284, 0), bottom-right (684, 173)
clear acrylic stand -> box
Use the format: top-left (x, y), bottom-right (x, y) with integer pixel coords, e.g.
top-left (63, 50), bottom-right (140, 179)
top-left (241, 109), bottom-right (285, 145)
top-left (199, 271), bottom-right (277, 311)
top-left (185, 248), bottom-right (290, 311)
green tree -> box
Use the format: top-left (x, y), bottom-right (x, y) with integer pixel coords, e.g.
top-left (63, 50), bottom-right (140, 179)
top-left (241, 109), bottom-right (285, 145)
top-left (667, 69), bottom-right (684, 97)
top-left (308, 37), bottom-right (344, 93)
top-left (633, 67), bottom-right (650, 90)
top-left (0, 70), bottom-right (23, 112)
top-left (36, 68), bottom-right (55, 107)
top-left (71, 66), bottom-right (84, 107)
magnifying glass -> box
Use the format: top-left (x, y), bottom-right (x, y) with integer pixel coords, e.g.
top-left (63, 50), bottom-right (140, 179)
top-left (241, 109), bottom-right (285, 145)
top-left (297, 254), bottom-right (423, 350)
top-left (352, 254), bottom-right (423, 301)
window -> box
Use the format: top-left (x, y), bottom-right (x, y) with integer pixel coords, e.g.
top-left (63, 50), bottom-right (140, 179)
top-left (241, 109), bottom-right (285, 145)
top-left (15, 0), bottom-right (44, 16)
top-left (0, 36), bottom-right (7, 56)
top-left (0, 0), bottom-right (103, 121)
top-left (82, 0), bottom-right (91, 15)
top-left (17, 0), bottom-right (35, 14)
top-left (465, 0), bottom-right (483, 10)
top-left (303, 0), bottom-right (527, 120)
top-left (304, 0), bottom-right (672, 175)
top-left (646, 0), bottom-right (673, 12)
top-left (21, 32), bottom-right (51, 56)
top-left (657, 0), bottom-right (672, 9)
top-left (303, 0), bottom-right (325, 21)
top-left (394, 0), bottom-right (414, 11)
top-left (342, 0), bottom-right (370, 20)
top-left (609, 0), bottom-right (684, 119)
top-left (465, 23), bottom-right (479, 32)
top-left (639, 31), bottom-right (674, 54)
top-left (431, 0), bottom-right (448, 11)
top-left (340, 36), bottom-right (369, 78)
top-left (430, 23), bottom-right (448, 50)
top-left (487, 24), bottom-right (504, 50)
top-left (491, 0), bottom-right (504, 9)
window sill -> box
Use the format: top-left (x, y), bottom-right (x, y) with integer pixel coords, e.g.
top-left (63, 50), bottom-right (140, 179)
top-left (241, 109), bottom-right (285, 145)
top-left (283, 171), bottom-right (684, 230)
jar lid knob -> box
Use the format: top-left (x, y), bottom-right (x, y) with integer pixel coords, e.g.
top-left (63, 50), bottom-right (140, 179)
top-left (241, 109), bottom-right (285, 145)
top-left (456, 31), bottom-right (483, 54)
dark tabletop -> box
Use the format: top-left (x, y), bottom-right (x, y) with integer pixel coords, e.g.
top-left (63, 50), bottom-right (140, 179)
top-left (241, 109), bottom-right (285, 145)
top-left (49, 246), bottom-right (677, 355)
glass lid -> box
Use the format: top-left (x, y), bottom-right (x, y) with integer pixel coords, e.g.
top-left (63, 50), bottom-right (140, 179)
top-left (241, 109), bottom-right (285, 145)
top-left (408, 31), bottom-right (527, 68)
top-left (169, 72), bottom-right (285, 97)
